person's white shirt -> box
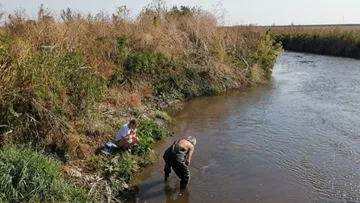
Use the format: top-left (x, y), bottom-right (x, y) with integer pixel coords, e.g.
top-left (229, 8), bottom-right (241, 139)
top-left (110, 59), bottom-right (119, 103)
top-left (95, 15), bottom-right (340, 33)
top-left (115, 124), bottom-right (131, 142)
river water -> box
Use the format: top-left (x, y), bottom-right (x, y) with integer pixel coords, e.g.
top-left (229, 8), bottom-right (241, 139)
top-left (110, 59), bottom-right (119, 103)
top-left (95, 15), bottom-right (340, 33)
top-left (132, 52), bottom-right (360, 203)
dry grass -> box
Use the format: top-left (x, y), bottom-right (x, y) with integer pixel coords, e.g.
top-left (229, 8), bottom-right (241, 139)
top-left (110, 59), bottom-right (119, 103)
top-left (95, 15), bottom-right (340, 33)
top-left (0, 2), bottom-right (281, 158)
top-left (270, 26), bottom-right (360, 58)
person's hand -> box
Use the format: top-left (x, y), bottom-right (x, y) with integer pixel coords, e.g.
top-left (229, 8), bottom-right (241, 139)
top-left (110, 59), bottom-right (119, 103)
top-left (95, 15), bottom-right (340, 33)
top-left (185, 160), bottom-right (190, 166)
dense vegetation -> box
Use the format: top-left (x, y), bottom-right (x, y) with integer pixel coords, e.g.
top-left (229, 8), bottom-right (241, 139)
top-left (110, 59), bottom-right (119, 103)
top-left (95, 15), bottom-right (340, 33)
top-left (0, 1), bottom-right (281, 202)
top-left (271, 26), bottom-right (360, 59)
top-left (0, 148), bottom-right (89, 203)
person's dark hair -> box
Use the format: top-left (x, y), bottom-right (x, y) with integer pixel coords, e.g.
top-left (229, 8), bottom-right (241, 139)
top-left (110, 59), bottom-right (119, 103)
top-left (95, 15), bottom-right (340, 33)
top-left (129, 119), bottom-right (137, 127)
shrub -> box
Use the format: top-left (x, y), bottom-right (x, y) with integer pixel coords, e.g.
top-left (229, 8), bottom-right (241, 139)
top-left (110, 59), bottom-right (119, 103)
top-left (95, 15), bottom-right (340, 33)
top-left (131, 119), bottom-right (166, 157)
top-left (0, 148), bottom-right (89, 203)
top-left (126, 51), bottom-right (169, 77)
top-left (110, 36), bottom-right (129, 85)
top-left (251, 31), bottom-right (282, 78)
top-left (94, 153), bottom-right (134, 191)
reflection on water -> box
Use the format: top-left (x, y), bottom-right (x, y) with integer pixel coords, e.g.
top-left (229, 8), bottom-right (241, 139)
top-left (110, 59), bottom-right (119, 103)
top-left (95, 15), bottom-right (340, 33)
top-left (164, 185), bottom-right (190, 203)
top-left (132, 52), bottom-right (360, 203)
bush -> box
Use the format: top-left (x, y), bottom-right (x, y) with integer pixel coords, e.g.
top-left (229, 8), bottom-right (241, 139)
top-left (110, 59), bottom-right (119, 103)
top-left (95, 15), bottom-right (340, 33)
top-left (126, 51), bottom-right (169, 77)
top-left (131, 119), bottom-right (166, 157)
top-left (109, 36), bottom-right (129, 85)
top-left (251, 31), bottom-right (282, 78)
top-left (0, 148), bottom-right (89, 203)
top-left (95, 153), bottom-right (134, 191)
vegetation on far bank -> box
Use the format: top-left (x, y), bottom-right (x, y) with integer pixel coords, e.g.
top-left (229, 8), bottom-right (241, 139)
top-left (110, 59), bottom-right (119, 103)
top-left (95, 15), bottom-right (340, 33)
top-left (270, 26), bottom-right (360, 59)
top-left (0, 1), bottom-right (281, 202)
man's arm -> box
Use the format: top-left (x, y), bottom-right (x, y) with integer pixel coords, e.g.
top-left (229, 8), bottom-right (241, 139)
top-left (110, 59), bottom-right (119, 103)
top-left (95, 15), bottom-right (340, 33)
top-left (185, 144), bottom-right (194, 166)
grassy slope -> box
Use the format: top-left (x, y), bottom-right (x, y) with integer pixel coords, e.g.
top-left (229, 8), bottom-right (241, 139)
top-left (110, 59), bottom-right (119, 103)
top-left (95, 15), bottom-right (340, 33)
top-left (0, 4), bottom-right (281, 202)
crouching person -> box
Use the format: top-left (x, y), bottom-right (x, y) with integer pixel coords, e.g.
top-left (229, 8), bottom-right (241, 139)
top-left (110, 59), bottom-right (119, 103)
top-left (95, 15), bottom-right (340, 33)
top-left (115, 119), bottom-right (139, 150)
top-left (163, 136), bottom-right (196, 190)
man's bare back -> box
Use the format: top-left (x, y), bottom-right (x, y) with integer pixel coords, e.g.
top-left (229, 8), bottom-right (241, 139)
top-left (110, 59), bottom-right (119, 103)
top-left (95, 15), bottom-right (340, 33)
top-left (178, 139), bottom-right (195, 166)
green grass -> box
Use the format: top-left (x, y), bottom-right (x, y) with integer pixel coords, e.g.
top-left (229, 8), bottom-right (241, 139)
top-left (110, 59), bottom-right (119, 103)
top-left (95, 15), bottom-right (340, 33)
top-left (0, 148), bottom-right (90, 203)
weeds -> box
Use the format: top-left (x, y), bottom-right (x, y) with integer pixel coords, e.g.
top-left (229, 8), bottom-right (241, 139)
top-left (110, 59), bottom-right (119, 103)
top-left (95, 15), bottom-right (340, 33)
top-left (96, 153), bottom-right (135, 191)
top-left (0, 148), bottom-right (89, 203)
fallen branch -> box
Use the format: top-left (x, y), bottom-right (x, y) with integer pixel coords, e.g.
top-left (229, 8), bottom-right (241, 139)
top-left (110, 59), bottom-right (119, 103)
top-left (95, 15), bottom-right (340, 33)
top-left (88, 177), bottom-right (103, 196)
top-left (106, 182), bottom-right (112, 203)
top-left (240, 56), bottom-right (250, 73)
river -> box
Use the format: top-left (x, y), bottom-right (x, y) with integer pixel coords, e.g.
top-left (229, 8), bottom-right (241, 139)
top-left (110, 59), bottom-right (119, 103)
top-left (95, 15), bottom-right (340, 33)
top-left (131, 52), bottom-right (360, 203)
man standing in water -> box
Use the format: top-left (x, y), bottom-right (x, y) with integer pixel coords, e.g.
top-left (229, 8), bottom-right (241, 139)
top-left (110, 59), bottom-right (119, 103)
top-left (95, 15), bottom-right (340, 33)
top-left (163, 136), bottom-right (196, 189)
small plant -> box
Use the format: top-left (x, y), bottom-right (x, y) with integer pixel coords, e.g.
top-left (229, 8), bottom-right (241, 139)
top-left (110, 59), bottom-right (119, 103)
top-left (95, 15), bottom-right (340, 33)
top-left (96, 153), bottom-right (135, 191)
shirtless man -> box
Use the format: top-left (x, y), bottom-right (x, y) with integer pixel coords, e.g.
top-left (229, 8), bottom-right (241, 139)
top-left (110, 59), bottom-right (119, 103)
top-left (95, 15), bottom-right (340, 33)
top-left (115, 119), bottom-right (139, 150)
top-left (163, 136), bottom-right (196, 189)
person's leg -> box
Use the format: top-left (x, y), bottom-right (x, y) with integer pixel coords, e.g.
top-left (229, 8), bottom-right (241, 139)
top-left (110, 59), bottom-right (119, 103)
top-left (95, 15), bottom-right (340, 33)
top-left (117, 137), bottom-right (128, 149)
top-left (164, 163), bottom-right (171, 181)
top-left (117, 137), bottom-right (137, 150)
top-left (172, 161), bottom-right (190, 189)
top-left (179, 165), bottom-right (190, 190)
top-left (164, 159), bottom-right (171, 181)
top-left (127, 136), bottom-right (139, 148)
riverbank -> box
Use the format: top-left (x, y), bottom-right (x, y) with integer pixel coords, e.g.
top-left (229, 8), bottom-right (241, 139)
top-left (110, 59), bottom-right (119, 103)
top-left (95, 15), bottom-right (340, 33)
top-left (0, 3), bottom-right (281, 202)
top-left (270, 26), bottom-right (360, 59)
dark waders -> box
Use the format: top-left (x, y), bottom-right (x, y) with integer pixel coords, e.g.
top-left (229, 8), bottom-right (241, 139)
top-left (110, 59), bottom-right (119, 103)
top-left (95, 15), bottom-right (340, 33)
top-left (163, 140), bottom-right (190, 189)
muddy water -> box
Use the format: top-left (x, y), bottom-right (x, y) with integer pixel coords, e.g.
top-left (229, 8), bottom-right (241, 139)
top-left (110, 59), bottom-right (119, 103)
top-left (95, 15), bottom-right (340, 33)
top-left (132, 52), bottom-right (360, 203)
